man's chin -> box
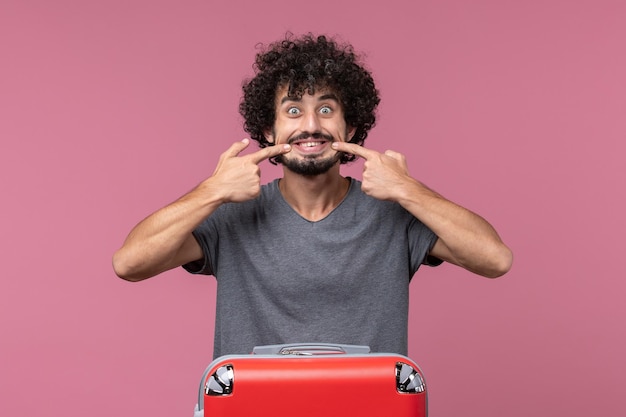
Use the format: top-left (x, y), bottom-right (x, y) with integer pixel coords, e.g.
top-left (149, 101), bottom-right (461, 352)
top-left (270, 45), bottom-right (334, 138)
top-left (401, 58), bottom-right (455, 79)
top-left (277, 154), bottom-right (339, 176)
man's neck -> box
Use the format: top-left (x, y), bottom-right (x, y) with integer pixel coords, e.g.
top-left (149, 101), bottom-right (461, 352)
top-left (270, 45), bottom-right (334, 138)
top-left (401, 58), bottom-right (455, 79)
top-left (278, 167), bottom-right (350, 222)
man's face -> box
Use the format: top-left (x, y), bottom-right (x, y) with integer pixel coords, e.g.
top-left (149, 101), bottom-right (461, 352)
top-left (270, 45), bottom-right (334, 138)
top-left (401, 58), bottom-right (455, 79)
top-left (265, 85), bottom-right (355, 176)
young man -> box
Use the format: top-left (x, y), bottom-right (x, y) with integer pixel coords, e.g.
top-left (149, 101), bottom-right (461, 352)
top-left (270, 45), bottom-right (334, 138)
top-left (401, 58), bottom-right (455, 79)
top-left (113, 34), bottom-right (512, 358)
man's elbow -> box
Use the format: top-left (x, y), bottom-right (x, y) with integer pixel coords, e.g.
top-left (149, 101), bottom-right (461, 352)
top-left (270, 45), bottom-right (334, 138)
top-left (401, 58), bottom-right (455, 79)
top-left (112, 250), bottom-right (150, 282)
top-left (484, 246), bottom-right (513, 278)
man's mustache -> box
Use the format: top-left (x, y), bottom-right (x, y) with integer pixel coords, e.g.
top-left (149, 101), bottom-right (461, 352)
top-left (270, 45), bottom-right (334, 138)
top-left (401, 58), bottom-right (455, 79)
top-left (288, 132), bottom-right (334, 144)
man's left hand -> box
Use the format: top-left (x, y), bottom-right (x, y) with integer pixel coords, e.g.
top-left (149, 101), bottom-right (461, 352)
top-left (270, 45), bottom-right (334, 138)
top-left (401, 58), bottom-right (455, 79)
top-left (332, 141), bottom-right (416, 202)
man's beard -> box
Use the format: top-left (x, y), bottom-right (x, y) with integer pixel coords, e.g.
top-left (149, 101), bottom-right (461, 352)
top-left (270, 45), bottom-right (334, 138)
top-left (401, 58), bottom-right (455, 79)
top-left (275, 152), bottom-right (340, 176)
top-left (274, 130), bottom-right (340, 176)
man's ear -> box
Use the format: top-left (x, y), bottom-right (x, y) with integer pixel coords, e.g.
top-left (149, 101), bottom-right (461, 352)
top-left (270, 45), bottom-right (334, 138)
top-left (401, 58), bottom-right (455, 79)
top-left (347, 126), bottom-right (357, 141)
top-left (264, 128), bottom-right (275, 144)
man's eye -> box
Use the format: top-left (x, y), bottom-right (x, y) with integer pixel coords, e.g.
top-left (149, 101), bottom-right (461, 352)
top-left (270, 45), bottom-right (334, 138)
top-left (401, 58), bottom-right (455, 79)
top-left (287, 107), bottom-right (300, 115)
top-left (320, 106), bottom-right (332, 114)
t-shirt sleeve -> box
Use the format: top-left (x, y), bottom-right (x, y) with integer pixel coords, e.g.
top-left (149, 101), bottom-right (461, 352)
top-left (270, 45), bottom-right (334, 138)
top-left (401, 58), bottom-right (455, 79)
top-left (424, 237), bottom-right (444, 267)
top-left (181, 223), bottom-right (216, 276)
top-left (408, 217), bottom-right (442, 275)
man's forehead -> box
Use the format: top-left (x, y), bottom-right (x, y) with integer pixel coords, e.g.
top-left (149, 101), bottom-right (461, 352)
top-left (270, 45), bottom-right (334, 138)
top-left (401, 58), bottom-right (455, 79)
top-left (275, 84), bottom-right (339, 103)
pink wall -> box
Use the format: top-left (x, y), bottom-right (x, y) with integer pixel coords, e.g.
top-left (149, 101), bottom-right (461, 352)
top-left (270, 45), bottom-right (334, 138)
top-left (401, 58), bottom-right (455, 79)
top-left (1, 0), bottom-right (624, 416)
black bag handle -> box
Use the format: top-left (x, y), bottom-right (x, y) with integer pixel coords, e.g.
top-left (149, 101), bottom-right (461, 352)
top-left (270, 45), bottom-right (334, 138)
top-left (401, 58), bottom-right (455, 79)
top-left (252, 343), bottom-right (371, 356)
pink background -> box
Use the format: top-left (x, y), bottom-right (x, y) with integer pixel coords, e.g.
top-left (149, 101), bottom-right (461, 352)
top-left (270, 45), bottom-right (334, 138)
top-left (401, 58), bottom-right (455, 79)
top-left (1, 0), bottom-right (624, 416)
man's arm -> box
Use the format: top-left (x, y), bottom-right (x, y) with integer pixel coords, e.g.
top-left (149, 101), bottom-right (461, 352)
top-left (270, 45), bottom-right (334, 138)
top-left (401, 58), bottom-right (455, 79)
top-left (112, 139), bottom-right (291, 281)
top-left (331, 142), bottom-right (512, 278)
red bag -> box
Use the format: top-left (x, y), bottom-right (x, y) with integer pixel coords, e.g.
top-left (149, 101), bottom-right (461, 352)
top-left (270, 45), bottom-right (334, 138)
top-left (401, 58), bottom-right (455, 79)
top-left (193, 343), bottom-right (428, 417)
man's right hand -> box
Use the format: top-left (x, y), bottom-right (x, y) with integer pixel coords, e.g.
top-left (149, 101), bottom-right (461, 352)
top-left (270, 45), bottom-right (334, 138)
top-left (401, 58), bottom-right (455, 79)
top-left (210, 139), bottom-right (291, 203)
top-left (113, 139), bottom-right (290, 281)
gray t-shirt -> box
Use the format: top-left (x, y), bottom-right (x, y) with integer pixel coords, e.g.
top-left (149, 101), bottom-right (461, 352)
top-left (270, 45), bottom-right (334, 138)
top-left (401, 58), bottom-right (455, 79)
top-left (184, 178), bottom-right (439, 358)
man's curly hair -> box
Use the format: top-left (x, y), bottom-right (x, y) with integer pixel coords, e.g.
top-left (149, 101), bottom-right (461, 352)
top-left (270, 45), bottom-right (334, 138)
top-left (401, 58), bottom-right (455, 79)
top-left (239, 33), bottom-right (380, 164)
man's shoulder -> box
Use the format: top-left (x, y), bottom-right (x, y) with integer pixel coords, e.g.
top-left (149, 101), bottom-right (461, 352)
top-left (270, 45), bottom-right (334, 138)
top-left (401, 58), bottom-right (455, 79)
top-left (346, 178), bottom-right (400, 208)
top-left (215, 179), bottom-right (280, 216)
top-left (340, 178), bottom-right (411, 223)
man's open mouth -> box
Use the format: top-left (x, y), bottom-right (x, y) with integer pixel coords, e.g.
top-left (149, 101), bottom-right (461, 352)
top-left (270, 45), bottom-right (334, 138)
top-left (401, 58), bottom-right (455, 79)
top-left (290, 138), bottom-right (330, 153)
top-left (295, 140), bottom-right (327, 147)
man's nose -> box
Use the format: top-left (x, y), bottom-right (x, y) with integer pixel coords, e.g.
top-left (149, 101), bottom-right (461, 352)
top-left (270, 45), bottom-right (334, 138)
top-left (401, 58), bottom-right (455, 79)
top-left (302, 111), bottom-right (322, 132)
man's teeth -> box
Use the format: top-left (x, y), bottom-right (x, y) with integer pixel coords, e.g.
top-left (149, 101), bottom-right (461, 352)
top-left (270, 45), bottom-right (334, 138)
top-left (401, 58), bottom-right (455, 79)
top-left (300, 141), bottom-right (323, 147)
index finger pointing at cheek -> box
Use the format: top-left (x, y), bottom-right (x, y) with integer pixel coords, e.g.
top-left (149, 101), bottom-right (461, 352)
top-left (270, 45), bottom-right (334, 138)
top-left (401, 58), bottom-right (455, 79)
top-left (248, 143), bottom-right (291, 164)
top-left (331, 142), bottom-right (373, 160)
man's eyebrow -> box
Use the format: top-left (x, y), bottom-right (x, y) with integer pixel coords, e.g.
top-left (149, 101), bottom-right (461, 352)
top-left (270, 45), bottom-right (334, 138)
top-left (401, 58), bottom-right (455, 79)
top-left (318, 93), bottom-right (339, 102)
top-left (280, 96), bottom-right (299, 104)
top-left (279, 93), bottom-right (340, 105)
